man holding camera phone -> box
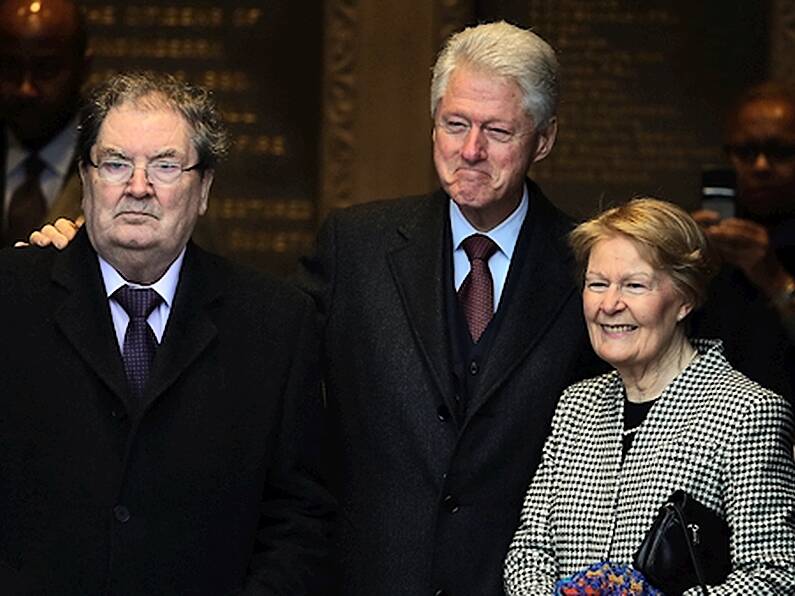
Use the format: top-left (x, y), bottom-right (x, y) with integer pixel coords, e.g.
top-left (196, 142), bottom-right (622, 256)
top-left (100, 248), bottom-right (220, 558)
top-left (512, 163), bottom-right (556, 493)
top-left (692, 82), bottom-right (795, 411)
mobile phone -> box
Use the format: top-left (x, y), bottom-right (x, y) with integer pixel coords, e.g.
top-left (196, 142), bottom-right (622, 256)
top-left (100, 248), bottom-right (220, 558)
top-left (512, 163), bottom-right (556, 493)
top-left (701, 166), bottom-right (736, 220)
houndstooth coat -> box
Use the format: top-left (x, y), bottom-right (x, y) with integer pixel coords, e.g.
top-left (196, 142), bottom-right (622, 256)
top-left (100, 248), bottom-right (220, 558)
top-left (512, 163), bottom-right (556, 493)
top-left (503, 339), bottom-right (795, 595)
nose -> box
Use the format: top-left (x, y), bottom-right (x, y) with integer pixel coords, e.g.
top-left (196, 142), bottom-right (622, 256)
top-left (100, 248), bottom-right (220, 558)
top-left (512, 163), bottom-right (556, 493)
top-left (751, 151), bottom-right (772, 173)
top-left (126, 166), bottom-right (153, 198)
top-left (17, 72), bottom-right (39, 99)
top-left (460, 126), bottom-right (486, 162)
top-left (600, 285), bottom-right (625, 314)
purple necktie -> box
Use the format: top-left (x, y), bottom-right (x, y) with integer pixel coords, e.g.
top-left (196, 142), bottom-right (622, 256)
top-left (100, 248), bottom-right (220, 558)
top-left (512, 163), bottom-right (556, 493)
top-left (458, 234), bottom-right (498, 342)
top-left (112, 286), bottom-right (162, 398)
top-left (6, 155), bottom-right (47, 246)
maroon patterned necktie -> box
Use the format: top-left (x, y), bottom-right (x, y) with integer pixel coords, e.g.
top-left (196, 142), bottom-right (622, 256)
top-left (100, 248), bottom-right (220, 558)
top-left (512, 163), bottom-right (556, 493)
top-left (458, 234), bottom-right (498, 342)
top-left (6, 154), bottom-right (47, 246)
top-left (112, 286), bottom-right (163, 398)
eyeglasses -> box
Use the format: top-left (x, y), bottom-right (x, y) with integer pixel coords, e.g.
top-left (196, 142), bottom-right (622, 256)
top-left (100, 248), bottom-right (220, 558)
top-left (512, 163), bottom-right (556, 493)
top-left (87, 157), bottom-right (202, 186)
top-left (725, 142), bottom-right (795, 165)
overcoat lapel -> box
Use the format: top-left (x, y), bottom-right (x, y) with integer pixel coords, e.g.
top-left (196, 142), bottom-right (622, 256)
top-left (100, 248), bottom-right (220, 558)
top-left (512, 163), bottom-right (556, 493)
top-left (141, 243), bottom-right (220, 413)
top-left (387, 191), bottom-right (457, 411)
top-left (51, 229), bottom-right (130, 408)
top-left (46, 167), bottom-right (84, 224)
top-left (0, 133), bottom-right (7, 237)
top-left (52, 233), bottom-right (221, 416)
top-left (466, 186), bottom-right (578, 418)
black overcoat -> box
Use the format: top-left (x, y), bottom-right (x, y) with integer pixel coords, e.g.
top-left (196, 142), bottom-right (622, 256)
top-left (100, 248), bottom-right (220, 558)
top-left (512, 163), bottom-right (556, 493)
top-left (298, 182), bottom-right (598, 595)
top-left (0, 230), bottom-right (334, 595)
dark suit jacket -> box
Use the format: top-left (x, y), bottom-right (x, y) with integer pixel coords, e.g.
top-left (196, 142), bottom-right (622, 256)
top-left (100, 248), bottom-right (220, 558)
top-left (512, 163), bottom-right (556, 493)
top-left (298, 182), bottom-right (599, 595)
top-left (0, 129), bottom-right (84, 246)
top-left (0, 230), bottom-right (334, 595)
top-left (692, 262), bottom-right (795, 411)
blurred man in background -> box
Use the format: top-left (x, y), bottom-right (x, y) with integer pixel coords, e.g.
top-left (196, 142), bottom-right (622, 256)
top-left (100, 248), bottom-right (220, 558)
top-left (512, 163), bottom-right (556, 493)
top-left (693, 82), bottom-right (795, 410)
top-left (0, 0), bottom-right (88, 245)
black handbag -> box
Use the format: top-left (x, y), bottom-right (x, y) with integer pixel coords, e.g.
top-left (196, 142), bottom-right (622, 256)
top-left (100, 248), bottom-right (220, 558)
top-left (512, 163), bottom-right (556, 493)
top-left (633, 489), bottom-right (731, 596)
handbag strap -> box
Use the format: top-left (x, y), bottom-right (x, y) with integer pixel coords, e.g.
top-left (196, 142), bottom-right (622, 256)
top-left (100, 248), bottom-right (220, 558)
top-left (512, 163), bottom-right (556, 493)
top-left (668, 501), bottom-right (709, 595)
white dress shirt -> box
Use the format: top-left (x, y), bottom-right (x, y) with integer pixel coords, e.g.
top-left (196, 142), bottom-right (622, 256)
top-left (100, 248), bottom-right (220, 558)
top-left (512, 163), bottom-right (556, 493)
top-left (450, 185), bottom-right (529, 311)
top-left (4, 118), bottom-right (79, 218)
top-left (99, 249), bottom-right (186, 351)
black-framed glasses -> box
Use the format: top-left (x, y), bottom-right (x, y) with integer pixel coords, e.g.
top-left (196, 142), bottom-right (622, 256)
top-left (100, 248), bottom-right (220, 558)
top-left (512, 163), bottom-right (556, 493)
top-left (87, 157), bottom-right (202, 186)
top-left (725, 142), bottom-right (795, 165)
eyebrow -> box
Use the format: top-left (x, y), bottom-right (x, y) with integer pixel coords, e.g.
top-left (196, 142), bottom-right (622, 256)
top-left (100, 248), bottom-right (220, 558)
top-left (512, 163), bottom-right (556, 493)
top-left (94, 146), bottom-right (185, 161)
top-left (584, 270), bottom-right (655, 280)
top-left (440, 112), bottom-right (517, 127)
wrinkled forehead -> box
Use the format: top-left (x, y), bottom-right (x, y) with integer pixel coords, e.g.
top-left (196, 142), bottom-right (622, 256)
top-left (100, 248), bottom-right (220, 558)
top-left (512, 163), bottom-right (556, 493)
top-left (95, 99), bottom-right (196, 158)
top-left (729, 99), bottom-right (795, 141)
top-left (589, 232), bottom-right (662, 271)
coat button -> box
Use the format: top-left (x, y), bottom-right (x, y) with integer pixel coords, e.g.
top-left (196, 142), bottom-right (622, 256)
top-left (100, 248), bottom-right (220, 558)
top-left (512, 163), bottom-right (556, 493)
top-left (442, 494), bottom-right (459, 513)
top-left (469, 360), bottom-right (478, 375)
top-left (437, 405), bottom-right (451, 422)
top-left (434, 590), bottom-right (448, 596)
top-left (113, 505), bottom-right (131, 523)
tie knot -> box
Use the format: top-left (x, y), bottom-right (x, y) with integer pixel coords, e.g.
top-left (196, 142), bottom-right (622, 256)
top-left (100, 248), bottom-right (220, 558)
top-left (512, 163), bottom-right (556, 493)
top-left (462, 234), bottom-right (497, 262)
top-left (113, 286), bottom-right (162, 319)
top-left (24, 154), bottom-right (45, 178)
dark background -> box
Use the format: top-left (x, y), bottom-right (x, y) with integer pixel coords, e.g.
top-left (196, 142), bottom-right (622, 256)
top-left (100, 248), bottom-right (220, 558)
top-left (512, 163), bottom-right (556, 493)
top-left (77, 1), bottom-right (771, 274)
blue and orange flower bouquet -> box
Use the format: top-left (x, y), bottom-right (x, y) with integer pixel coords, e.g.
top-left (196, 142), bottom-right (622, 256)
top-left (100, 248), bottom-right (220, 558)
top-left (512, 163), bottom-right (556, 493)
top-left (554, 561), bottom-right (663, 595)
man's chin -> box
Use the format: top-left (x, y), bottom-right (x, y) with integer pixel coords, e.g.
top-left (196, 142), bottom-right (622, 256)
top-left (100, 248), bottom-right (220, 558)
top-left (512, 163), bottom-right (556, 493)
top-left (108, 227), bottom-right (159, 251)
top-left (740, 189), bottom-right (795, 219)
top-left (448, 181), bottom-right (496, 206)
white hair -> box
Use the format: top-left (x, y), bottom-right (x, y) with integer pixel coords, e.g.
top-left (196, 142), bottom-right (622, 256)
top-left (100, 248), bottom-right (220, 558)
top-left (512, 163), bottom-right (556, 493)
top-left (430, 21), bottom-right (559, 130)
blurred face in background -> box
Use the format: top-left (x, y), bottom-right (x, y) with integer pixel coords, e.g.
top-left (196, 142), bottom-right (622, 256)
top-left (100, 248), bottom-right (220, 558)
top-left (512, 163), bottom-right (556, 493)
top-left (726, 97), bottom-right (795, 223)
top-left (0, 0), bottom-right (89, 149)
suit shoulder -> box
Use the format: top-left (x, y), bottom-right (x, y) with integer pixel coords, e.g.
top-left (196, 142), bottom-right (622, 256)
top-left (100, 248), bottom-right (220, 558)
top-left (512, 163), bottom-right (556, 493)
top-left (703, 363), bottom-right (790, 418)
top-left (328, 193), bottom-right (442, 233)
top-left (563, 370), bottom-right (619, 401)
top-left (528, 179), bottom-right (577, 228)
top-left (0, 245), bottom-right (58, 287)
top-left (191, 244), bottom-right (311, 312)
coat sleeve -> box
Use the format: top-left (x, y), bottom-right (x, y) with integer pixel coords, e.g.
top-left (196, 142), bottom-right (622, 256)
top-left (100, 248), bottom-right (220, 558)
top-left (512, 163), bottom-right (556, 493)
top-left (241, 292), bottom-right (336, 596)
top-left (503, 391), bottom-right (567, 595)
top-left (684, 393), bottom-right (795, 595)
top-left (293, 210), bottom-right (338, 334)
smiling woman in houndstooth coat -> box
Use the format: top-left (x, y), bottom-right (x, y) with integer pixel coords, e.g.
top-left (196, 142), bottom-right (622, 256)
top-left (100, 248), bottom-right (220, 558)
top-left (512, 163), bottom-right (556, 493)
top-left (503, 198), bottom-right (795, 595)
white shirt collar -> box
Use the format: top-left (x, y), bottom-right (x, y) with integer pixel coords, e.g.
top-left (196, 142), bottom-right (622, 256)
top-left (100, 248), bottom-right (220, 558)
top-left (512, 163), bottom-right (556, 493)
top-left (98, 247), bottom-right (186, 307)
top-left (449, 184), bottom-right (529, 259)
top-left (5, 117), bottom-right (79, 178)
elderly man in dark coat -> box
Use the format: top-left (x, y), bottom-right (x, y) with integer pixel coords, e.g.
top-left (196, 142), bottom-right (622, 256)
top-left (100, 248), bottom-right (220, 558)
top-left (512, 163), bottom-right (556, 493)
top-left (0, 72), bottom-right (333, 596)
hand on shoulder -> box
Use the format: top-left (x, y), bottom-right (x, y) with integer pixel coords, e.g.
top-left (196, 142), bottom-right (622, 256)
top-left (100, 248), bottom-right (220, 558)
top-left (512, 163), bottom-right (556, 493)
top-left (18, 216), bottom-right (84, 250)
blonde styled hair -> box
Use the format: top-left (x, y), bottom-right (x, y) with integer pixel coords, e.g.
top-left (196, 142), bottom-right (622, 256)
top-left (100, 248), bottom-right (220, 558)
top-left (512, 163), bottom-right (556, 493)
top-left (568, 197), bottom-right (717, 308)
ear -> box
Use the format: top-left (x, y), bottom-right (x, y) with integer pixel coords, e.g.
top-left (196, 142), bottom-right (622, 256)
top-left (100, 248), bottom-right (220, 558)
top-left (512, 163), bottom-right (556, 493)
top-left (198, 170), bottom-right (214, 215)
top-left (78, 163), bottom-right (90, 211)
top-left (676, 300), bottom-right (694, 323)
top-left (530, 116), bottom-right (558, 164)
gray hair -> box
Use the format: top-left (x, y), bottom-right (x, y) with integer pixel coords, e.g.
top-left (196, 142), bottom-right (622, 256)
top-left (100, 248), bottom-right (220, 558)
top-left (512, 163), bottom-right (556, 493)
top-left (78, 71), bottom-right (230, 170)
top-left (430, 21), bottom-right (559, 130)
